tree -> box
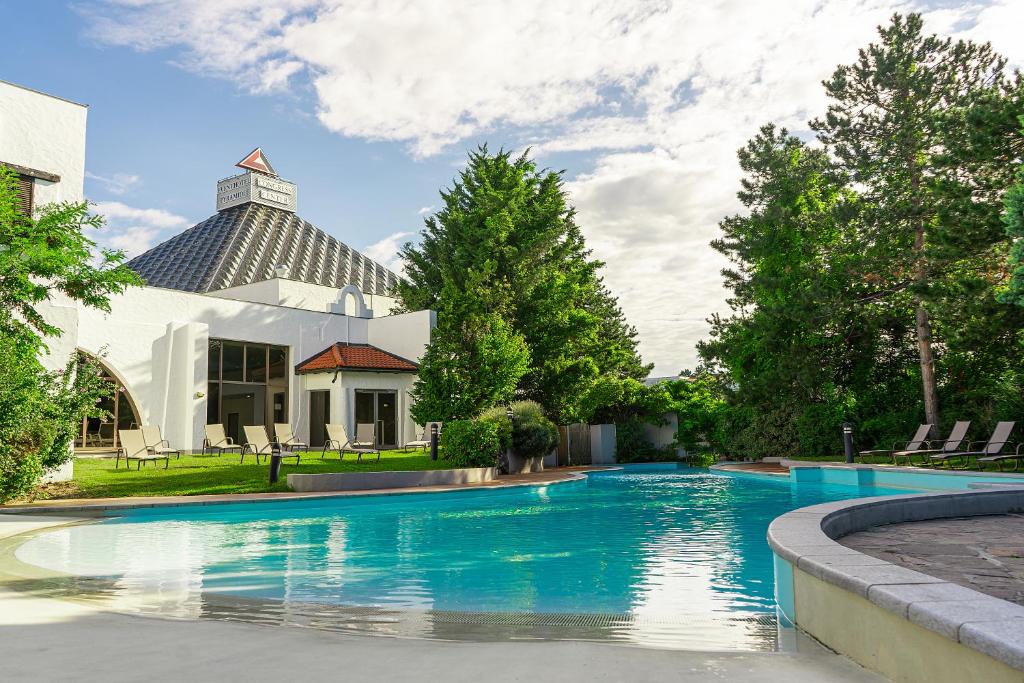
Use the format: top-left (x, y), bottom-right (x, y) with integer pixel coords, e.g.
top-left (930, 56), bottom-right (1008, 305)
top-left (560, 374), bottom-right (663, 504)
top-left (1000, 118), bottom-right (1024, 306)
top-left (812, 13), bottom-right (1012, 429)
top-left (409, 312), bottom-right (530, 423)
top-left (0, 166), bottom-right (141, 501)
top-left (0, 168), bottom-right (142, 351)
top-left (399, 147), bottom-right (647, 423)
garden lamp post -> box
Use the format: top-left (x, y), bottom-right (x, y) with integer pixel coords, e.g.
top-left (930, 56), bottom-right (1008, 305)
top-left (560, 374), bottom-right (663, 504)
top-left (430, 422), bottom-right (439, 461)
top-left (842, 422), bottom-right (855, 464)
top-left (269, 443), bottom-right (283, 484)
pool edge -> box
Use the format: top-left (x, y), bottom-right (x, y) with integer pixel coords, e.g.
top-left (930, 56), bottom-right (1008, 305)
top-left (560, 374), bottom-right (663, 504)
top-left (768, 486), bottom-right (1024, 680)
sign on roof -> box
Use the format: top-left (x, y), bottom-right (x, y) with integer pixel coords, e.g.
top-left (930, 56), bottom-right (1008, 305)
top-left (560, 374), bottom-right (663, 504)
top-left (236, 147), bottom-right (277, 176)
top-left (217, 171), bottom-right (297, 212)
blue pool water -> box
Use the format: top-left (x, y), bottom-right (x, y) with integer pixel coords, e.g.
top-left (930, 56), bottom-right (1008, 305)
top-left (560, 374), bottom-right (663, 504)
top-left (15, 467), bottom-right (920, 648)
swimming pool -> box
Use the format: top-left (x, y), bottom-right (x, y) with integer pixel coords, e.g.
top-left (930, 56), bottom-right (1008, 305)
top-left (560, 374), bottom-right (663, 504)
top-left (11, 465), bottom-right (928, 649)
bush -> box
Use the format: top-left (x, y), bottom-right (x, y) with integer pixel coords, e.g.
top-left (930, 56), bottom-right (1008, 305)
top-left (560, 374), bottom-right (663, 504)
top-left (478, 406), bottom-right (513, 450)
top-left (440, 419), bottom-right (501, 468)
top-left (510, 400), bottom-right (558, 458)
top-left (0, 340), bottom-right (55, 502)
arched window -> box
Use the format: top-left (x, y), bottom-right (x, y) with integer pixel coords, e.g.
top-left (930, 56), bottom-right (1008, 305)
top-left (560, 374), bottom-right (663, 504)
top-left (74, 353), bottom-right (141, 451)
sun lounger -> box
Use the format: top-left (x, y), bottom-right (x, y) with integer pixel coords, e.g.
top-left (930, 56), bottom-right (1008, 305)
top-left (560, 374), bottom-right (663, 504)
top-left (322, 423), bottom-right (381, 462)
top-left (202, 423), bottom-right (243, 456)
top-left (935, 421), bottom-right (1016, 469)
top-left (404, 422), bottom-right (441, 451)
top-left (140, 424), bottom-right (183, 459)
top-left (893, 420), bottom-right (970, 466)
top-left (979, 442), bottom-right (1024, 471)
top-left (116, 429), bottom-right (169, 469)
top-left (858, 424), bottom-right (932, 464)
top-left (241, 425), bottom-right (300, 465)
top-left (274, 423), bottom-right (308, 452)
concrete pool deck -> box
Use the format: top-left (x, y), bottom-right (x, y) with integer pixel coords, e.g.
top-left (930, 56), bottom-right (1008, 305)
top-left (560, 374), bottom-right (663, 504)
top-left (0, 511), bottom-right (886, 682)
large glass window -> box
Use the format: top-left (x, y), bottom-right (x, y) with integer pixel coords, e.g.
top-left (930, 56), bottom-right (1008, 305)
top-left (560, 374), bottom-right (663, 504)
top-left (207, 339), bottom-right (289, 443)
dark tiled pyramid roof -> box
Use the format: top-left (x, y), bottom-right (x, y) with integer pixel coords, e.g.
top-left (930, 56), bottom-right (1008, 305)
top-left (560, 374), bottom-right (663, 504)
top-left (295, 343), bottom-right (419, 374)
top-left (127, 203), bottom-right (399, 295)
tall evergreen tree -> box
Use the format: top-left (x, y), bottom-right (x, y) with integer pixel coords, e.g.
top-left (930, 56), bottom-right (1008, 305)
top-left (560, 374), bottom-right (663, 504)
top-left (398, 147), bottom-right (647, 422)
top-left (812, 13), bottom-right (1011, 429)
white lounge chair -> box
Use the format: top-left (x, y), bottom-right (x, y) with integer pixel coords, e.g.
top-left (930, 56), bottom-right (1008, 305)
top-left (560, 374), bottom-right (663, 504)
top-left (202, 423), bottom-right (242, 456)
top-left (241, 425), bottom-right (300, 465)
top-left (116, 429), bottom-right (169, 469)
top-left (141, 424), bottom-right (183, 459)
top-left (274, 423), bottom-right (308, 452)
top-left (405, 422), bottom-right (441, 451)
top-left (322, 423), bottom-right (380, 462)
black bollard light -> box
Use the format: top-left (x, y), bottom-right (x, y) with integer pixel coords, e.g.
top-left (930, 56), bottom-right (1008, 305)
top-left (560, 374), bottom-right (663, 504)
top-left (842, 422), bottom-right (855, 464)
top-left (269, 443), bottom-right (283, 484)
top-left (430, 422), bottom-right (439, 461)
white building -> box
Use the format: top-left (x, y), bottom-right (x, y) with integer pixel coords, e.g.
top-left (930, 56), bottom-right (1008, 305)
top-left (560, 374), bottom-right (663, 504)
top-left (3, 82), bottom-right (434, 454)
top-left (0, 79), bottom-right (87, 208)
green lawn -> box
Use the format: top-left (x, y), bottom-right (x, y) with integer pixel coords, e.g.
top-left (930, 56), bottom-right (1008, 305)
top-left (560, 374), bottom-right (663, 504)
top-left (47, 449), bottom-right (453, 500)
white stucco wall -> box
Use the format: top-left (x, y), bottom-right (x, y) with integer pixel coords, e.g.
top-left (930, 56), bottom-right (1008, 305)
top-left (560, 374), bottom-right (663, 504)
top-left (367, 310), bottom-right (436, 365)
top-left (0, 80), bottom-right (87, 205)
top-left (40, 285), bottom-right (432, 451)
top-left (301, 370), bottom-right (418, 447)
top-left (209, 277), bottom-right (398, 316)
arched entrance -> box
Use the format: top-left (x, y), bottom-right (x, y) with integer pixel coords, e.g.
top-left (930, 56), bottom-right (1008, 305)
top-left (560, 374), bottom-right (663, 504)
top-left (73, 352), bottom-right (142, 452)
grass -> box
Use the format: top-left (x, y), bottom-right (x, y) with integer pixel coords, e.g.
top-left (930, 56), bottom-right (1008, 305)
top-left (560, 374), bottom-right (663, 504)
top-left (32, 448), bottom-right (454, 500)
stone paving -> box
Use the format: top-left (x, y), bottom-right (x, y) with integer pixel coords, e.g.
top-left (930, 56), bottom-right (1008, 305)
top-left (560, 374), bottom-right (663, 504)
top-left (841, 513), bottom-right (1024, 606)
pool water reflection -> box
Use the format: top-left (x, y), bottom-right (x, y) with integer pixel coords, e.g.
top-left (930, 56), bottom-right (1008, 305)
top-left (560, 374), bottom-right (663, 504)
top-left (13, 467), bottom-right (912, 650)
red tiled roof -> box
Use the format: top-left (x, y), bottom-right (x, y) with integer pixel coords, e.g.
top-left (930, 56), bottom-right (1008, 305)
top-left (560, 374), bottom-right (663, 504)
top-left (295, 343), bottom-right (419, 374)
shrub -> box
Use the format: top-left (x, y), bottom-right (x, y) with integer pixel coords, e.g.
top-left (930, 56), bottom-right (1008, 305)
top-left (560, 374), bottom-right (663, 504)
top-left (0, 340), bottom-right (55, 502)
top-left (510, 400), bottom-right (558, 459)
top-left (478, 406), bottom-right (513, 450)
top-left (440, 419), bottom-right (501, 468)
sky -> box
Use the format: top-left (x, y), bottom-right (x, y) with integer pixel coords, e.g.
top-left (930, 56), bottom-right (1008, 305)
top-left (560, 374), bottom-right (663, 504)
top-left (2, 1), bottom-right (1022, 377)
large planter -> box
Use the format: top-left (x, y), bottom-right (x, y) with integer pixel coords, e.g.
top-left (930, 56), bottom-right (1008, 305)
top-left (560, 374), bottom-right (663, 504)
top-left (505, 450), bottom-right (545, 474)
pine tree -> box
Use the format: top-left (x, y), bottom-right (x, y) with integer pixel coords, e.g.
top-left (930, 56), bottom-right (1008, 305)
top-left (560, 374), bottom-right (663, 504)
top-left (398, 147), bottom-right (647, 422)
top-left (812, 13), bottom-right (1011, 429)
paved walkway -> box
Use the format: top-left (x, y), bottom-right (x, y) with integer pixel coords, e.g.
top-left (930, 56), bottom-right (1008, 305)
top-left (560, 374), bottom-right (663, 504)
top-left (841, 513), bottom-right (1024, 606)
top-left (715, 462), bottom-right (790, 476)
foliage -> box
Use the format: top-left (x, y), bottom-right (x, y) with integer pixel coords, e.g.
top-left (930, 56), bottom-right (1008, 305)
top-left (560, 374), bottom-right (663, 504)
top-left (439, 419), bottom-right (502, 468)
top-left (478, 406), bottom-right (513, 450)
top-left (1001, 123), bottom-right (1024, 305)
top-left (409, 312), bottom-right (530, 423)
top-left (0, 167), bottom-right (142, 351)
top-left (578, 377), bottom-right (674, 461)
top-left (40, 351), bottom-right (117, 470)
top-left (509, 400), bottom-right (558, 458)
top-left (399, 147), bottom-right (649, 424)
top-left (699, 13), bottom-right (1024, 460)
top-left (0, 168), bottom-right (141, 501)
top-left (664, 372), bottom-right (730, 454)
top-left (0, 338), bottom-right (51, 502)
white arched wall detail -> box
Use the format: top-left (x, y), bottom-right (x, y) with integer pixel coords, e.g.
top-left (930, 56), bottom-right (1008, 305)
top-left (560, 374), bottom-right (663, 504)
top-left (330, 285), bottom-right (373, 318)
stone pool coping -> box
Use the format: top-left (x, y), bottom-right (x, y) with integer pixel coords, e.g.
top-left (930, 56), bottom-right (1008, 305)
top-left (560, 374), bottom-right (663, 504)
top-left (0, 467), bottom-right (609, 515)
top-left (768, 485), bottom-right (1024, 677)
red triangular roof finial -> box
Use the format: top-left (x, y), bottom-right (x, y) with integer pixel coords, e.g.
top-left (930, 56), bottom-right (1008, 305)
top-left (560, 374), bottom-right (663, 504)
top-left (236, 147), bottom-right (277, 176)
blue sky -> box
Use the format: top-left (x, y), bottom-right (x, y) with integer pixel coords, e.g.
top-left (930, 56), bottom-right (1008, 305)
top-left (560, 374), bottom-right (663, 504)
top-left (2, 2), bottom-right (1021, 376)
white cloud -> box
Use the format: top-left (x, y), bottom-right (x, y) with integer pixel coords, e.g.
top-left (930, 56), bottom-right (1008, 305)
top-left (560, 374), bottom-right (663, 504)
top-left (417, 206), bottom-right (434, 216)
top-left (81, 0), bottom-right (1024, 374)
top-left (90, 201), bottom-right (190, 258)
top-left (85, 171), bottom-right (141, 195)
top-left (363, 230), bottom-right (414, 278)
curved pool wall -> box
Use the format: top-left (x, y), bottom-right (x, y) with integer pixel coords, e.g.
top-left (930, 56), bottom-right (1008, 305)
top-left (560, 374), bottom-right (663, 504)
top-left (769, 476), bottom-right (1024, 682)
top-left (786, 463), bottom-right (1024, 491)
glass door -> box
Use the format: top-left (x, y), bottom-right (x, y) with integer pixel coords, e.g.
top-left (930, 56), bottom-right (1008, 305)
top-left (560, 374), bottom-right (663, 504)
top-left (309, 390), bottom-right (330, 448)
top-left (354, 390), bottom-right (398, 449)
top-left (376, 391), bottom-right (397, 448)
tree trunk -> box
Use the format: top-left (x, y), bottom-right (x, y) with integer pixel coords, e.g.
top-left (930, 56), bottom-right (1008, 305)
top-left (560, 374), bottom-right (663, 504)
top-left (910, 149), bottom-right (940, 430)
top-left (915, 297), bottom-right (940, 428)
